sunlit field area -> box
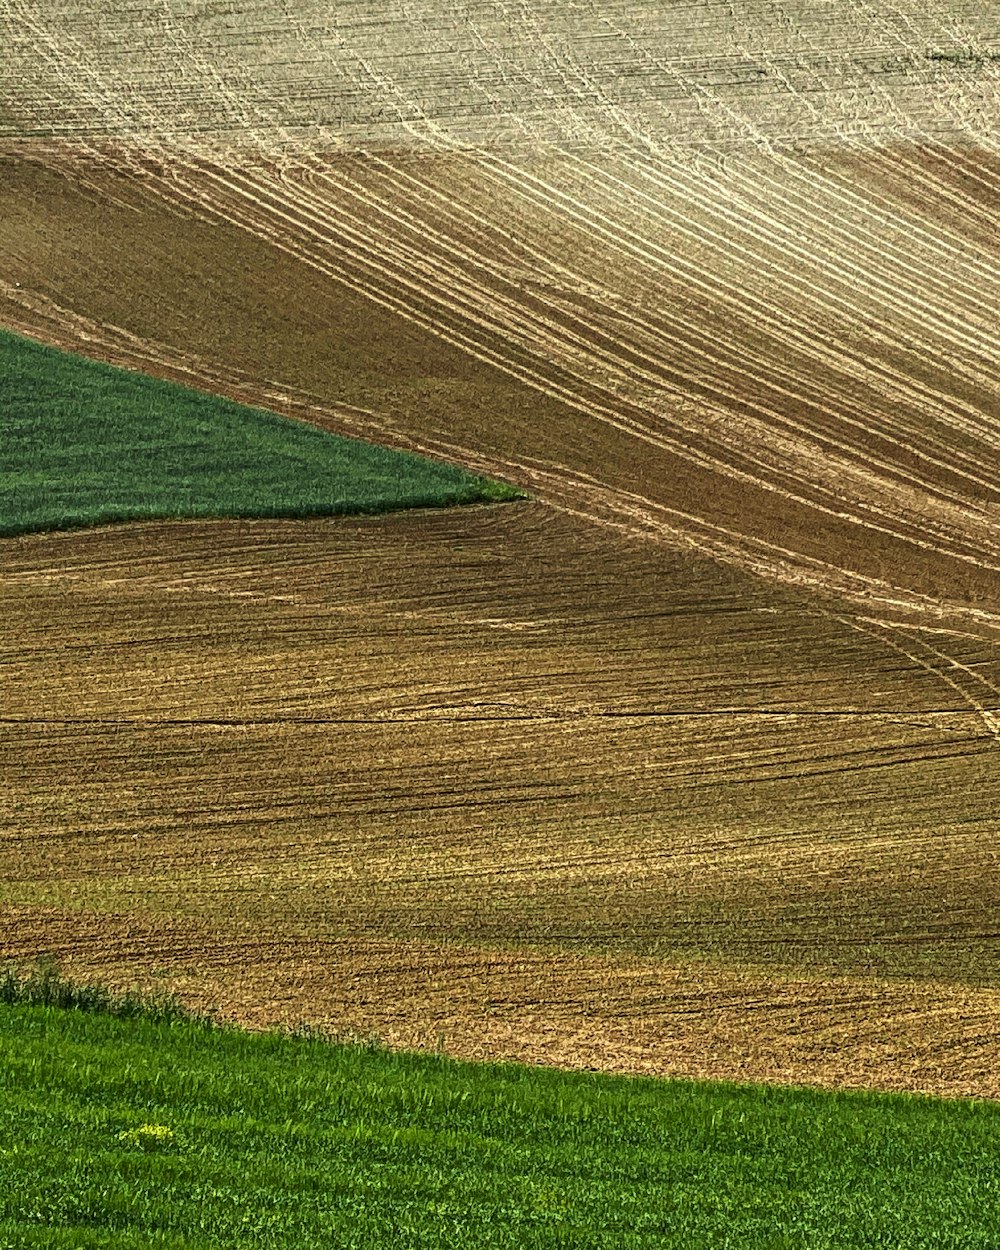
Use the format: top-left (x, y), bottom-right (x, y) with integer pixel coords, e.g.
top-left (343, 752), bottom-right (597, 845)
top-left (2, 0), bottom-right (999, 1126)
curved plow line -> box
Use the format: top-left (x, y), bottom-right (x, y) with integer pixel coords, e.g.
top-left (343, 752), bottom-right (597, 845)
top-left (323, 150), bottom-right (999, 525)
top-left (482, 132), bottom-right (1000, 390)
top-left (457, 147), bottom-right (1000, 475)
top-left (371, 424), bottom-right (1000, 635)
top-left (586, 6), bottom-right (1000, 322)
top-left (13, 4), bottom-right (1000, 607)
top-left (838, 140), bottom-right (1000, 260)
top-left (335, 150), bottom-right (1000, 538)
top-left (920, 132), bottom-right (1000, 192)
top-left (904, 631), bottom-right (1000, 718)
top-left (590, 483), bottom-right (996, 625)
top-left (790, 147), bottom-right (1000, 397)
top-left (316, 12), bottom-right (1000, 424)
top-left (343, 92), bottom-right (1000, 472)
top-left (160, 153), bottom-right (1000, 575)
top-left (17, 132), bottom-right (1000, 592)
top-left (13, 14), bottom-right (990, 412)
top-left (563, 151), bottom-right (1000, 386)
top-left (357, 150), bottom-right (1000, 507)
top-left (256, 153), bottom-right (1000, 557)
top-left (565, 3), bottom-right (1000, 318)
top-left (13, 208), bottom-right (1000, 590)
top-left (147, 154), bottom-right (859, 504)
top-left (852, 617), bottom-right (1000, 741)
top-left (710, 162), bottom-right (1000, 365)
top-left (162, 157), bottom-right (806, 471)
top-left (713, 153), bottom-right (1000, 334)
top-left (12, 166), bottom-right (998, 641)
top-left (458, 148), bottom-right (1000, 533)
top-left (503, 150), bottom-right (1000, 460)
top-left (111, 150), bottom-right (776, 493)
top-left (0, 280), bottom-right (206, 380)
top-left (303, 409), bottom-right (1000, 640)
top-left (848, 142), bottom-right (1000, 249)
top-left (480, 459), bottom-right (1000, 638)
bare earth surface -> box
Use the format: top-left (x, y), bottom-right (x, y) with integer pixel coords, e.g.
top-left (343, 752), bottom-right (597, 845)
top-left (1, 0), bottom-right (999, 1095)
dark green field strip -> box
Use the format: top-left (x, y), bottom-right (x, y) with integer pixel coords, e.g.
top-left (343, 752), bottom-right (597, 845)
top-left (0, 329), bottom-right (519, 537)
top-left (1, 1001), bottom-right (999, 1249)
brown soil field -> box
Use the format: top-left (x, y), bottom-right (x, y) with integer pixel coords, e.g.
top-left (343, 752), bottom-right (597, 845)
top-left (1, 0), bottom-right (999, 1094)
top-left (3, 508), bottom-right (999, 1093)
top-left (3, 143), bottom-right (1000, 630)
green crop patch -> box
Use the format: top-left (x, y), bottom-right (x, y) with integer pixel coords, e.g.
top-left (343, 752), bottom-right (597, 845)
top-left (0, 329), bottom-right (521, 537)
top-left (1, 995), bottom-right (999, 1248)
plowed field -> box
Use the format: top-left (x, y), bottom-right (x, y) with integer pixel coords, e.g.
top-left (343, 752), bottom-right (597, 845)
top-left (2, 0), bottom-right (999, 1095)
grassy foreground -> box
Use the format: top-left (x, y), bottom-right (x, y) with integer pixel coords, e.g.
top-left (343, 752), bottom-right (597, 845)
top-left (0, 329), bottom-right (519, 536)
top-left (0, 989), bottom-right (998, 1248)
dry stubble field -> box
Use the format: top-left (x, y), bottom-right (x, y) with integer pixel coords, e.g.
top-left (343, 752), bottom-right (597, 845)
top-left (1, 0), bottom-right (999, 1095)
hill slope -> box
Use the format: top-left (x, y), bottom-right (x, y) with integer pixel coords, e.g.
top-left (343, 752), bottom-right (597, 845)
top-left (4, 506), bottom-right (999, 1096)
top-left (1, 0), bottom-right (998, 1094)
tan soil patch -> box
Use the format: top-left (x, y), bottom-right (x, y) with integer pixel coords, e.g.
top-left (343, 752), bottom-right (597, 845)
top-left (3, 1), bottom-right (996, 150)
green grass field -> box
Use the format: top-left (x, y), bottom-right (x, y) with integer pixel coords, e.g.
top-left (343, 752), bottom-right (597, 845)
top-left (1, 984), bottom-right (998, 1249)
top-left (0, 329), bottom-right (519, 536)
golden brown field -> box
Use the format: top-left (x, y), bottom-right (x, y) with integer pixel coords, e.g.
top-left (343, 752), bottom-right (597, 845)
top-left (1, 0), bottom-right (999, 1095)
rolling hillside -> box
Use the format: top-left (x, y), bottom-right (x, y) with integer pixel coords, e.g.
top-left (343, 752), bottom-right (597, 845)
top-left (1, 0), bottom-right (998, 1095)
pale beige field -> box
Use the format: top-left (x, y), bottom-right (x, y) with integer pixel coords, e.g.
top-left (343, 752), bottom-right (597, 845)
top-left (1, 0), bottom-right (999, 1094)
